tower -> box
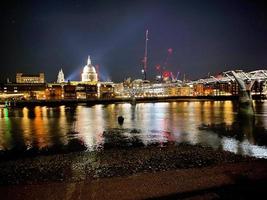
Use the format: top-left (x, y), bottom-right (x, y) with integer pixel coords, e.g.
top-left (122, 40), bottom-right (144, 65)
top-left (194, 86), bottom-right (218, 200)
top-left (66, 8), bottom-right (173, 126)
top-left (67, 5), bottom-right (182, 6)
top-left (142, 29), bottom-right (148, 80)
top-left (57, 69), bottom-right (65, 83)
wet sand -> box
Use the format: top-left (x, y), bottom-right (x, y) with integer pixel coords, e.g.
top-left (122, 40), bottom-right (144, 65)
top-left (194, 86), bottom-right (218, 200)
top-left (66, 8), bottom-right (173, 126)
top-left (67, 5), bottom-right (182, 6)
top-left (1, 143), bottom-right (267, 199)
top-left (2, 161), bottom-right (267, 200)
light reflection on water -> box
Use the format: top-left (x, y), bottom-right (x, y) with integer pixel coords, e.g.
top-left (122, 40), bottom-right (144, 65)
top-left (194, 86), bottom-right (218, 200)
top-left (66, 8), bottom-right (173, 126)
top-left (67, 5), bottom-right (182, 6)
top-left (0, 100), bottom-right (267, 158)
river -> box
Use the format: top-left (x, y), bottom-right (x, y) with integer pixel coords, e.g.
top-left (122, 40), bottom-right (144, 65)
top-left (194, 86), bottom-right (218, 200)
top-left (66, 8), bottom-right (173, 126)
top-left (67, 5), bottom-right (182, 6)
top-left (0, 100), bottom-right (267, 159)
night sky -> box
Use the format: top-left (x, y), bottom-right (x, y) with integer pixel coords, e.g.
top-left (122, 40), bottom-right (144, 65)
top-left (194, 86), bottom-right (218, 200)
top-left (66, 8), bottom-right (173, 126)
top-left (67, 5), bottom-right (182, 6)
top-left (1, 0), bottom-right (267, 82)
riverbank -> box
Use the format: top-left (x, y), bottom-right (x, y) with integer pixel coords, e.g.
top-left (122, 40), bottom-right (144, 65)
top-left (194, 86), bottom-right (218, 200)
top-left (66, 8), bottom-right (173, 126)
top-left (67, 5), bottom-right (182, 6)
top-left (0, 95), bottom-right (240, 107)
top-left (1, 95), bottom-right (266, 107)
top-left (1, 142), bottom-right (267, 199)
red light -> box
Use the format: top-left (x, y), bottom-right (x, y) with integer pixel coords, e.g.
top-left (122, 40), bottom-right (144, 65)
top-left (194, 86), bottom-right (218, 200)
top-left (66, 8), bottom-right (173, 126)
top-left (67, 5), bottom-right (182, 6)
top-left (155, 64), bottom-right (161, 70)
top-left (167, 48), bottom-right (173, 54)
top-left (163, 71), bottom-right (171, 78)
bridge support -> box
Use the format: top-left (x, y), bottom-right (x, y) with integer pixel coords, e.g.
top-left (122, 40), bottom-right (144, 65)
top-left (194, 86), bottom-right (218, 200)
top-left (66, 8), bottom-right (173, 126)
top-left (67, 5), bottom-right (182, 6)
top-left (230, 71), bottom-right (254, 115)
top-left (131, 95), bottom-right (136, 105)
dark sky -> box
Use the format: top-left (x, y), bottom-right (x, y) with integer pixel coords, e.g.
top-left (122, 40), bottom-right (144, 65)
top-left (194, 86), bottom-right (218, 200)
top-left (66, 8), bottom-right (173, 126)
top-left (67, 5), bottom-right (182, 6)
top-left (1, 0), bottom-right (267, 82)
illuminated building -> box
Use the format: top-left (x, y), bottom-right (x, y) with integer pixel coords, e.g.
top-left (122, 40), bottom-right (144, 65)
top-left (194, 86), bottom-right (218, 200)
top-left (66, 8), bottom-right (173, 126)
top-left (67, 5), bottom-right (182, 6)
top-left (16, 73), bottom-right (45, 83)
top-left (76, 84), bottom-right (98, 99)
top-left (63, 84), bottom-right (76, 99)
top-left (76, 84), bottom-right (87, 99)
top-left (45, 85), bottom-right (63, 100)
top-left (203, 84), bottom-right (214, 96)
top-left (57, 69), bottom-right (65, 83)
top-left (229, 82), bottom-right (239, 96)
top-left (177, 86), bottom-right (192, 96)
top-left (167, 87), bottom-right (179, 96)
top-left (194, 84), bottom-right (205, 96)
top-left (1, 69), bottom-right (266, 101)
top-left (216, 82), bottom-right (233, 96)
top-left (85, 84), bottom-right (98, 99)
top-left (81, 56), bottom-right (98, 82)
top-left (114, 83), bottom-right (124, 97)
top-left (100, 82), bottom-right (114, 98)
top-left (132, 79), bottom-right (144, 88)
top-left (2, 83), bottom-right (46, 100)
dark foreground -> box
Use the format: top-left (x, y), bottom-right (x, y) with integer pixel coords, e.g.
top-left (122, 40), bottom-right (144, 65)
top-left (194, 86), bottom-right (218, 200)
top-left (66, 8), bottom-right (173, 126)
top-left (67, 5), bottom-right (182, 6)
top-left (1, 143), bottom-right (267, 199)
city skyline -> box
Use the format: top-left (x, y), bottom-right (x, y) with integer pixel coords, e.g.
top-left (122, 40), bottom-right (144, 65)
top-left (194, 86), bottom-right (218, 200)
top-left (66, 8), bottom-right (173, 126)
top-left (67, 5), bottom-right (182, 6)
top-left (1, 0), bottom-right (267, 82)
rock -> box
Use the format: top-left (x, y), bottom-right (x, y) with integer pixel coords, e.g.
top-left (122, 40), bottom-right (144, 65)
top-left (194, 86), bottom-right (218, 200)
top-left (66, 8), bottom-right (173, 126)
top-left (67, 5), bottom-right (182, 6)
top-left (118, 116), bottom-right (124, 125)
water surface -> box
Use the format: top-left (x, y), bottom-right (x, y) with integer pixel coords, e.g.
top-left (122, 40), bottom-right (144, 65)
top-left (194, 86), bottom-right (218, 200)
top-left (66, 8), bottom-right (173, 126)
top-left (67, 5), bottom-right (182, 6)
top-left (0, 100), bottom-right (267, 159)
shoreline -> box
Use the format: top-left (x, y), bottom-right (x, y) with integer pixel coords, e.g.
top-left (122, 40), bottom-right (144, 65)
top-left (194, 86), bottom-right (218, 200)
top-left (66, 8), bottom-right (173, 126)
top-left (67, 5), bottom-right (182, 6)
top-left (0, 143), bottom-right (255, 185)
top-left (1, 143), bottom-right (267, 199)
top-left (1, 95), bottom-right (241, 107)
top-left (2, 161), bottom-right (266, 200)
top-left (1, 95), bottom-right (266, 107)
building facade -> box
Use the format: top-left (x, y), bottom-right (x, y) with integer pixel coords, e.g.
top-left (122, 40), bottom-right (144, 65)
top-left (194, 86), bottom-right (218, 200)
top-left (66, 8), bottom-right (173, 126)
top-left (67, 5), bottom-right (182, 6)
top-left (2, 83), bottom-right (46, 100)
top-left (16, 73), bottom-right (45, 84)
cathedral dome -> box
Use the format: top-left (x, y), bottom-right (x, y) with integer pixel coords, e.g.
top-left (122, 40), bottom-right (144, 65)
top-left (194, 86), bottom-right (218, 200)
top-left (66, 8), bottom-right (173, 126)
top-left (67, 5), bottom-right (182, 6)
top-left (83, 65), bottom-right (90, 73)
top-left (81, 55), bottom-right (98, 82)
top-left (88, 66), bottom-right (96, 73)
top-left (83, 65), bottom-right (96, 73)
